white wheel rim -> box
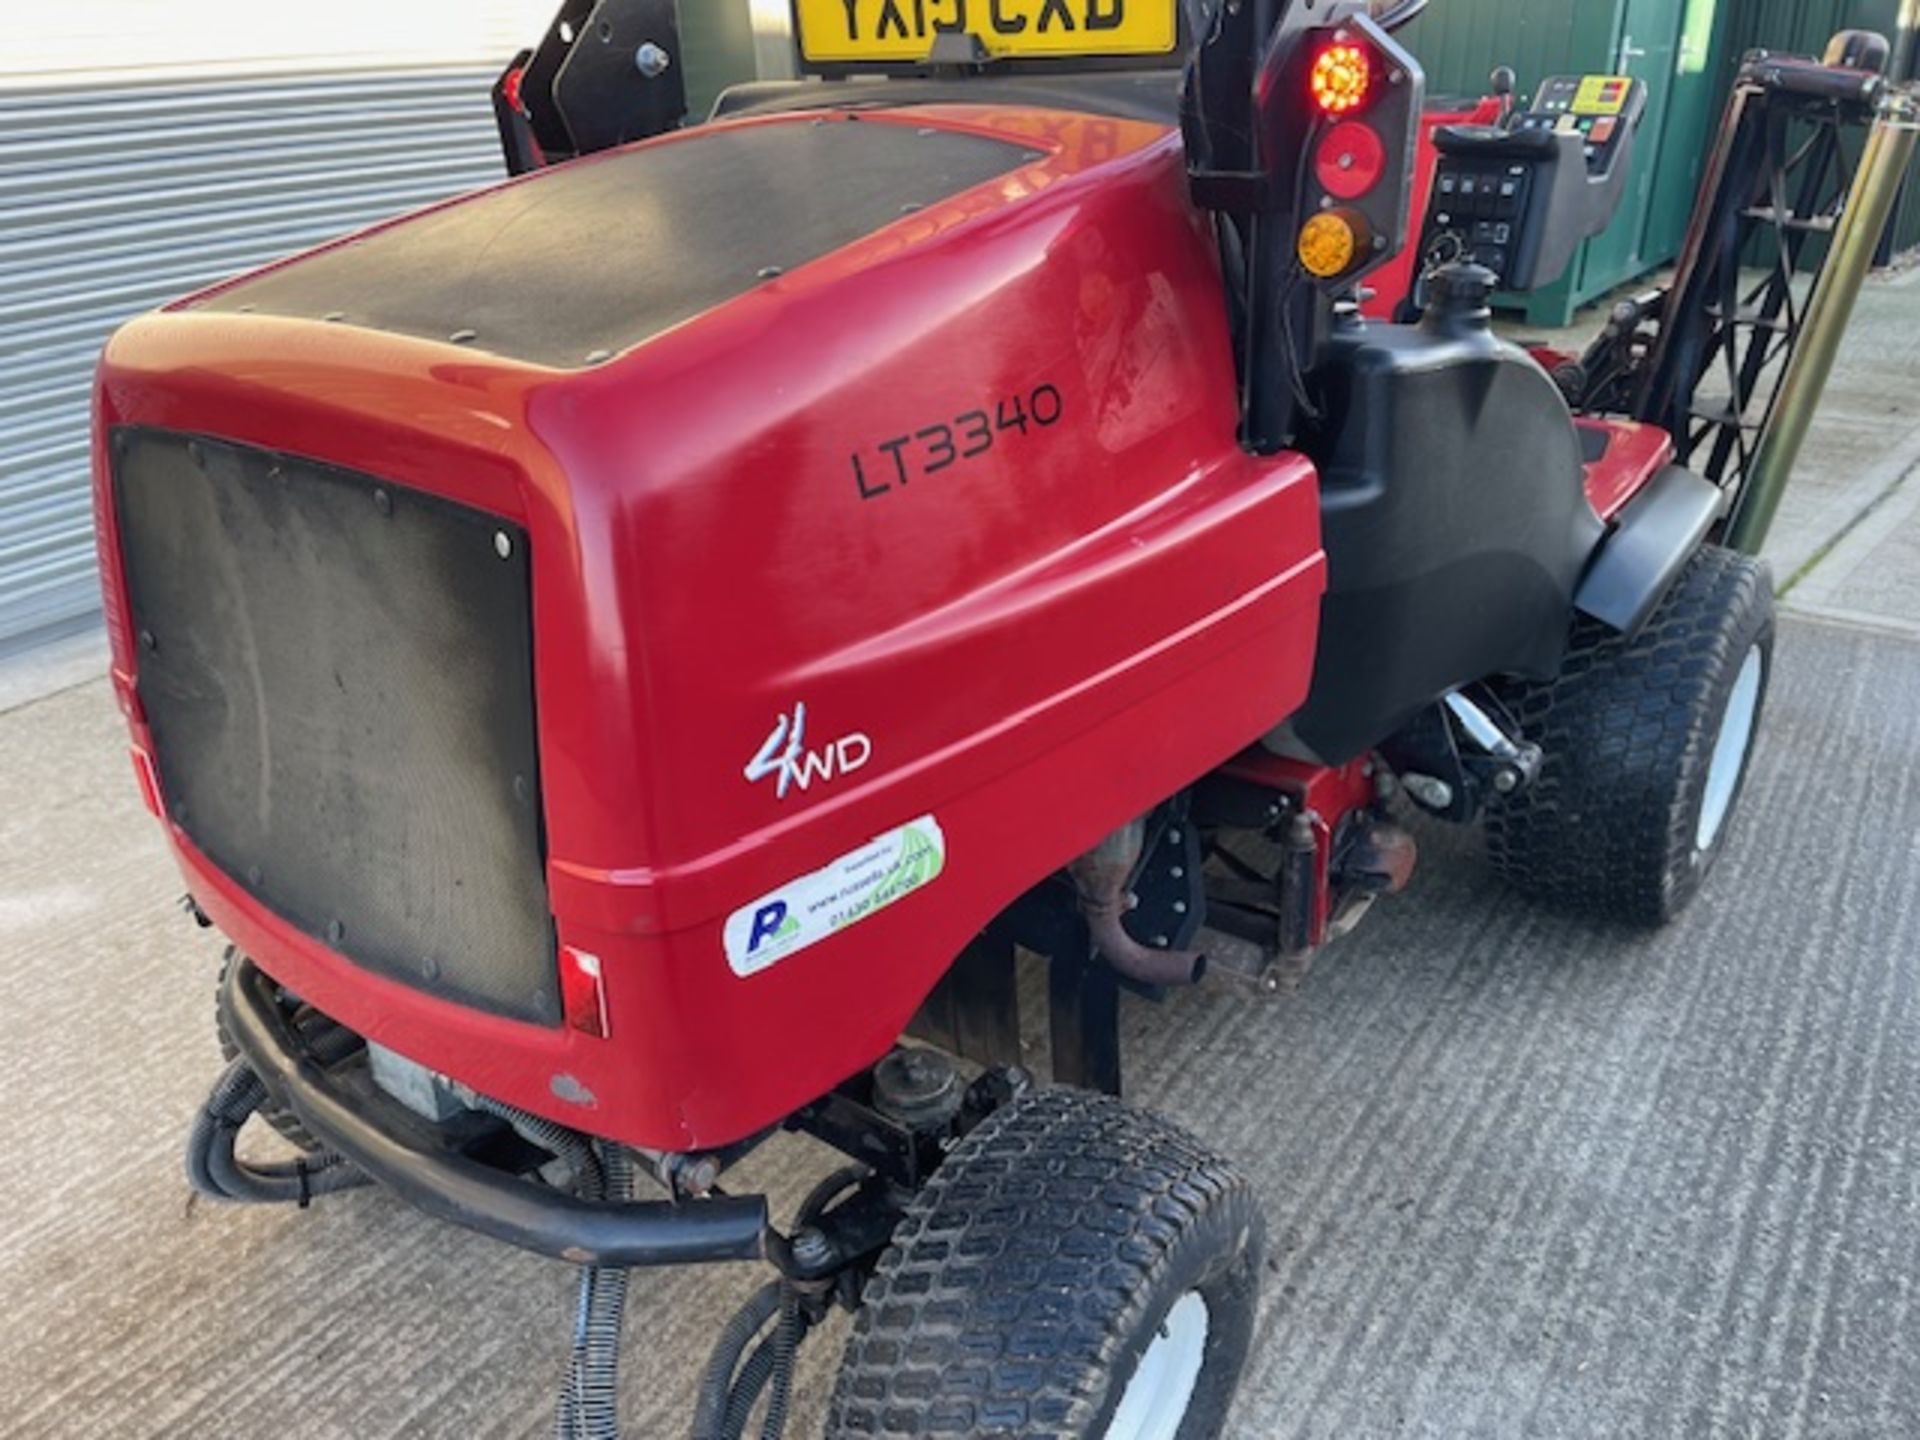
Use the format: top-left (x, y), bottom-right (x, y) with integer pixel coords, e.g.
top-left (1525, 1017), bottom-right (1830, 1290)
top-left (1697, 644), bottom-right (1764, 852)
top-left (1104, 1290), bottom-right (1210, 1440)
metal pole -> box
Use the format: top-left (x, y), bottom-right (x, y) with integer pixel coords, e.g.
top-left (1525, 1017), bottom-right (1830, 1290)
top-left (1875, 0), bottom-right (1920, 266)
top-left (1724, 88), bottom-right (1920, 554)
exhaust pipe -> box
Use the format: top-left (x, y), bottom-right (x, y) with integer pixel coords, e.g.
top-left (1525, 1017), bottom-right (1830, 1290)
top-left (1069, 819), bottom-right (1207, 988)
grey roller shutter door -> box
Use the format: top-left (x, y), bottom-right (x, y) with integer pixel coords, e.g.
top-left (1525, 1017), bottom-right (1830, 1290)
top-left (0, 66), bottom-right (509, 656)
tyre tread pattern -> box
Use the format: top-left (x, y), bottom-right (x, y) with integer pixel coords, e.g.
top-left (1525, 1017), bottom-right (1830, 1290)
top-left (826, 1089), bottom-right (1257, 1439)
top-left (1486, 544), bottom-right (1774, 924)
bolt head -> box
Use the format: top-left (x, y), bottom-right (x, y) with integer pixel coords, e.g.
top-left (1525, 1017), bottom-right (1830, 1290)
top-left (790, 1226), bottom-right (835, 1271)
top-left (494, 531), bottom-right (514, 560)
top-left (635, 41), bottom-right (672, 78)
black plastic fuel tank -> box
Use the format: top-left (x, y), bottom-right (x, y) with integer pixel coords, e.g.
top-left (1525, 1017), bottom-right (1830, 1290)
top-left (1287, 266), bottom-right (1604, 764)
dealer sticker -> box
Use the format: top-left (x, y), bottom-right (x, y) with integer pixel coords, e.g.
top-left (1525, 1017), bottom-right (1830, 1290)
top-left (724, 816), bottom-right (947, 978)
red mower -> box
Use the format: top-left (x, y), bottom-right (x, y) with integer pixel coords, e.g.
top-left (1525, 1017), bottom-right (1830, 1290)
top-left (94, 1), bottom-right (1916, 1435)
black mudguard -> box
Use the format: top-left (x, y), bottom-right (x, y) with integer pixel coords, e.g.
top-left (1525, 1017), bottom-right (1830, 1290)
top-left (1289, 310), bottom-right (1605, 764)
top-left (1575, 465), bottom-right (1726, 636)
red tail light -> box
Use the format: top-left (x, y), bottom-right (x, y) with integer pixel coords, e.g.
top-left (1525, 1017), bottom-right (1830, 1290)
top-left (502, 65), bottom-right (529, 117)
top-left (1311, 43), bottom-right (1374, 116)
top-left (560, 946), bottom-right (610, 1038)
top-left (1315, 120), bottom-right (1387, 199)
top-left (130, 745), bottom-right (164, 819)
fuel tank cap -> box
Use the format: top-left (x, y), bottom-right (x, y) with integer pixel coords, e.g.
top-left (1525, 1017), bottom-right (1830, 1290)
top-left (1424, 262), bottom-right (1499, 331)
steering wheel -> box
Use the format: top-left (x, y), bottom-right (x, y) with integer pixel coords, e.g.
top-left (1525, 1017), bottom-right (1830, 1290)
top-left (1368, 0), bottom-right (1432, 31)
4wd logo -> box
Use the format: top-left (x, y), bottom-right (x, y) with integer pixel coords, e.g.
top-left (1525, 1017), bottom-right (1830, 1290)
top-left (744, 702), bottom-right (872, 801)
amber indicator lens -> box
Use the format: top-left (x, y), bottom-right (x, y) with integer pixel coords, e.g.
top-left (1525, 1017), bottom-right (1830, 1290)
top-left (1298, 210), bottom-right (1366, 277)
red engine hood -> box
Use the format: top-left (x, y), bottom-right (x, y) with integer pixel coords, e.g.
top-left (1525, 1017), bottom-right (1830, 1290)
top-left (96, 104), bottom-right (1329, 1149)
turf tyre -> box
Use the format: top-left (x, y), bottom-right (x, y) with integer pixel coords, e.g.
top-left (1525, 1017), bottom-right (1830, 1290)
top-left (825, 1088), bottom-right (1263, 1440)
top-left (1487, 544), bottom-right (1774, 924)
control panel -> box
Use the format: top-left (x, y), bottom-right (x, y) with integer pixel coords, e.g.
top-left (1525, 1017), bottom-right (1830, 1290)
top-left (1428, 152), bottom-right (1536, 279)
top-left (1413, 74), bottom-right (1647, 299)
top-left (1516, 74), bottom-right (1644, 176)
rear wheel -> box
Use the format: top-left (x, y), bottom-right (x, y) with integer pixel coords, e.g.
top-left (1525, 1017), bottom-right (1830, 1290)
top-left (825, 1090), bottom-right (1262, 1440)
top-left (1487, 545), bottom-right (1775, 925)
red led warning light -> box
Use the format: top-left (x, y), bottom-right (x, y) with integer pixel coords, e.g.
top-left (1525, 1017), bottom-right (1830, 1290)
top-left (1311, 43), bottom-right (1374, 116)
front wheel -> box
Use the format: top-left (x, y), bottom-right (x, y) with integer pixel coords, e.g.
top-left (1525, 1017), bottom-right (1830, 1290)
top-left (825, 1090), bottom-right (1263, 1440)
top-left (1487, 545), bottom-right (1775, 925)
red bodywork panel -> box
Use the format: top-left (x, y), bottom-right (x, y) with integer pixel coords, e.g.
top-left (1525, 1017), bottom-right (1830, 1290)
top-left (95, 107), bottom-right (1328, 1151)
top-left (1221, 749), bottom-right (1378, 946)
top-left (1577, 417), bottom-right (1675, 521)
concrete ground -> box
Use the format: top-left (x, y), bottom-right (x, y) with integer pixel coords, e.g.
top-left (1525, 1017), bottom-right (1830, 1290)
top-left (4, 266), bottom-right (1920, 1438)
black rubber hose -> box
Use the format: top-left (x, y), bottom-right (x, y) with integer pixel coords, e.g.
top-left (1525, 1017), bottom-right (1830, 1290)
top-left (794, 1165), bottom-right (870, 1230)
top-left (463, 1098), bottom-right (614, 1440)
top-left (689, 1282), bottom-right (784, 1440)
top-left (568, 1142), bottom-right (636, 1440)
top-left (718, 1331), bottom-right (780, 1440)
top-left (186, 1033), bottom-right (368, 1205)
top-left (470, 1096), bottom-right (605, 1201)
top-left (757, 1290), bottom-right (802, 1440)
top-left (704, 1166), bottom-right (857, 1436)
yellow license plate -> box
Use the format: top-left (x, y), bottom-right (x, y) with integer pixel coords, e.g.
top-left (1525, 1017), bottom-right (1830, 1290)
top-left (793, 0), bottom-right (1178, 65)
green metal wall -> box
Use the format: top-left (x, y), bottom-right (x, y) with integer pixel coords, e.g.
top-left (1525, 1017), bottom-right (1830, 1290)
top-left (1397, 4), bottom-right (1623, 104)
top-left (1399, 0), bottom-right (1917, 320)
top-left (1727, 0), bottom-right (1894, 58)
top-left (1400, 0), bottom-right (1733, 325)
top-left (1726, 0), bottom-right (1920, 255)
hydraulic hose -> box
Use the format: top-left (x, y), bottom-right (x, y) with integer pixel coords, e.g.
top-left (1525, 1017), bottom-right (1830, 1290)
top-left (186, 1026), bottom-right (369, 1206)
top-left (693, 1166), bottom-right (863, 1439)
top-left (564, 1143), bottom-right (636, 1440)
top-left (192, 1030), bottom-right (812, 1440)
top-left (758, 1290), bottom-right (802, 1440)
top-left (719, 1331), bottom-right (780, 1440)
top-left (463, 1098), bottom-right (628, 1440)
top-left (690, 1282), bottom-right (785, 1440)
